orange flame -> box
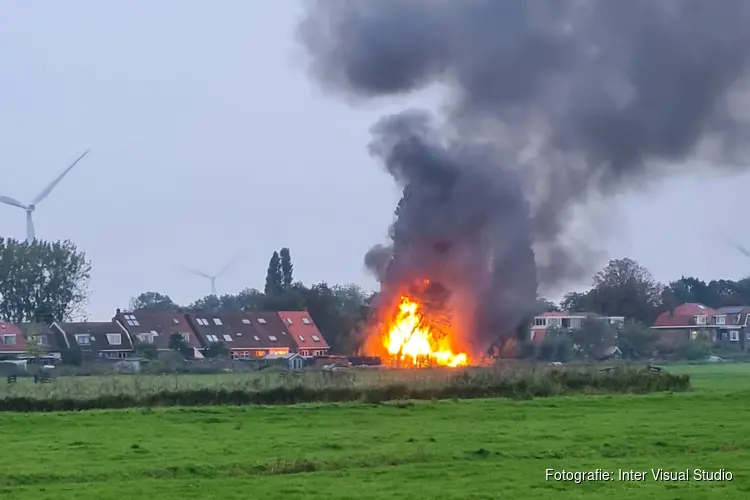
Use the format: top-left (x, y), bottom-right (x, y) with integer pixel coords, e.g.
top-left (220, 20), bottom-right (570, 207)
top-left (383, 297), bottom-right (468, 367)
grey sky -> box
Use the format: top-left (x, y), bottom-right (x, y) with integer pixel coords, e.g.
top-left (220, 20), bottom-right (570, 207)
top-left (1, 1), bottom-right (748, 320)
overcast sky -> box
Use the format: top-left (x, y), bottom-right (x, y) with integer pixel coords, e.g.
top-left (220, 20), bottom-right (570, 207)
top-left (1, 1), bottom-right (749, 320)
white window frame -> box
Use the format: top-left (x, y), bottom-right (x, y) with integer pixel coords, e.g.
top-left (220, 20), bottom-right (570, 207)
top-left (213, 318), bottom-right (223, 325)
top-left (715, 315), bottom-right (727, 325)
top-left (75, 334), bottom-right (91, 346)
top-left (2, 334), bottom-right (16, 345)
top-left (696, 315), bottom-right (707, 325)
top-left (242, 319), bottom-right (251, 324)
top-left (269, 335), bottom-right (278, 342)
top-left (534, 318), bottom-right (546, 327)
top-left (257, 318), bottom-right (267, 324)
top-left (302, 317), bottom-right (311, 325)
top-left (223, 334), bottom-right (233, 342)
top-left (312, 335), bottom-right (321, 342)
top-left (106, 333), bottom-right (122, 345)
top-left (730, 330), bottom-right (739, 341)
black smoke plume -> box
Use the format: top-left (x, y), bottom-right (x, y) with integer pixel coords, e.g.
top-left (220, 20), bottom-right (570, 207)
top-left (298, 0), bottom-right (750, 351)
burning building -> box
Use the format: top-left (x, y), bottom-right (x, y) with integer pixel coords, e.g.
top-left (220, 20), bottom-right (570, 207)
top-left (298, 1), bottom-right (750, 365)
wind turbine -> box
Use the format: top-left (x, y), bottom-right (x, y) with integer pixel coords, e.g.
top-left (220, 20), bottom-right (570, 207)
top-left (183, 251), bottom-right (244, 297)
top-left (0, 150), bottom-right (90, 242)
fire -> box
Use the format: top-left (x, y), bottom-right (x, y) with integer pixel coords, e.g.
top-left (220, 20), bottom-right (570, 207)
top-left (383, 296), bottom-right (468, 367)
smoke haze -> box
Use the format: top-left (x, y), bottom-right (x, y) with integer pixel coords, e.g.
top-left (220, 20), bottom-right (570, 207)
top-left (298, 0), bottom-right (750, 349)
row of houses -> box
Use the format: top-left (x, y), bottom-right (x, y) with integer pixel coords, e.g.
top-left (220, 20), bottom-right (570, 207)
top-left (0, 309), bottom-right (331, 361)
top-left (530, 303), bottom-right (750, 349)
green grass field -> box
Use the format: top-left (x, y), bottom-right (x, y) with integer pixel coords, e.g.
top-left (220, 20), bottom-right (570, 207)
top-left (2, 363), bottom-right (749, 499)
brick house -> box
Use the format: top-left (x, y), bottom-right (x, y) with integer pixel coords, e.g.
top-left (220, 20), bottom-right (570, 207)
top-left (651, 303), bottom-right (723, 345)
top-left (15, 323), bottom-right (67, 359)
top-left (0, 322), bottom-right (27, 355)
top-left (113, 309), bottom-right (203, 353)
top-left (276, 311), bottom-right (330, 357)
top-left (652, 303), bottom-right (750, 350)
top-left (51, 321), bottom-right (134, 359)
top-left (530, 311), bottom-right (625, 342)
top-left (219, 313), bottom-right (290, 360)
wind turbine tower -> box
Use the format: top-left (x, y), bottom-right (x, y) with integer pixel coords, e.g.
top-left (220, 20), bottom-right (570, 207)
top-left (184, 252), bottom-right (244, 297)
top-left (0, 150), bottom-right (90, 242)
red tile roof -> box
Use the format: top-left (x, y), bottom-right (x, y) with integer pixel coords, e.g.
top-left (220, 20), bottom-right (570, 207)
top-left (653, 303), bottom-right (718, 327)
top-left (276, 311), bottom-right (330, 351)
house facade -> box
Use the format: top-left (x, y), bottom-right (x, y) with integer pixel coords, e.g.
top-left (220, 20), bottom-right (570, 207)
top-left (15, 323), bottom-right (66, 359)
top-left (52, 321), bottom-right (135, 359)
top-left (0, 322), bottom-right (27, 355)
top-left (652, 303), bottom-right (750, 350)
top-left (276, 311), bottom-right (330, 357)
top-left (530, 311), bottom-right (625, 342)
top-left (113, 309), bottom-right (203, 353)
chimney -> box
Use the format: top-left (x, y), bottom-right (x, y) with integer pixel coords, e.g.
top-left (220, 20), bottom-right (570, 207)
top-left (116, 308), bottom-right (121, 315)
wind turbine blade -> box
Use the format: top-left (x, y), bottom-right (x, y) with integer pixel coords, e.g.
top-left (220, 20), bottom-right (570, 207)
top-left (183, 267), bottom-right (212, 279)
top-left (32, 149), bottom-right (90, 205)
top-left (717, 232), bottom-right (750, 258)
top-left (216, 250), bottom-right (245, 277)
top-left (26, 211), bottom-right (35, 242)
top-left (0, 196), bottom-right (27, 209)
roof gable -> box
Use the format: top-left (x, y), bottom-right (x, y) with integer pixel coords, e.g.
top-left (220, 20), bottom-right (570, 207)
top-left (276, 311), bottom-right (330, 350)
top-left (114, 311), bottom-right (201, 348)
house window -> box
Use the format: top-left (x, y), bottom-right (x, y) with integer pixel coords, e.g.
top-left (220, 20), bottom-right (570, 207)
top-left (123, 314), bottom-right (140, 327)
top-left (269, 335), bottom-right (277, 342)
top-left (181, 332), bottom-right (190, 342)
top-left (715, 316), bottom-right (727, 325)
top-left (106, 334), bottom-right (122, 345)
top-left (301, 350), bottom-right (309, 356)
top-left (172, 318), bottom-right (180, 324)
top-left (302, 317), bottom-right (310, 325)
top-left (298, 335), bottom-right (305, 342)
top-left (312, 335), bottom-right (321, 342)
top-left (253, 335), bottom-right (260, 341)
top-left (257, 318), bottom-right (267, 324)
top-left (286, 318), bottom-right (293, 325)
top-left (213, 318), bottom-right (223, 325)
top-left (206, 334), bottom-right (220, 342)
top-left (137, 333), bottom-right (155, 344)
top-left (196, 318), bottom-right (209, 326)
top-left (75, 334), bottom-right (91, 346)
top-left (36, 335), bottom-right (48, 346)
top-left (242, 319), bottom-right (251, 324)
top-left (223, 334), bottom-right (233, 342)
top-left (2, 334), bottom-right (16, 345)
top-left (256, 351), bottom-right (266, 357)
top-left (696, 315), bottom-right (707, 325)
top-left (731, 331), bottom-right (740, 341)
top-left (534, 318), bottom-right (546, 327)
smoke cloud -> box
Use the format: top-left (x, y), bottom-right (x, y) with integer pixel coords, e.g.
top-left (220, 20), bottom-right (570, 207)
top-left (297, 0), bottom-right (750, 349)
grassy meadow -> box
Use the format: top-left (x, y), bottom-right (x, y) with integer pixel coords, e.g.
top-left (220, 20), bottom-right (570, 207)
top-left (1, 363), bottom-right (748, 499)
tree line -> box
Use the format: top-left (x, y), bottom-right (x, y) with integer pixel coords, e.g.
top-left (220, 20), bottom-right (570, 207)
top-left (0, 236), bottom-right (746, 358)
top-left (132, 248), bottom-right (375, 354)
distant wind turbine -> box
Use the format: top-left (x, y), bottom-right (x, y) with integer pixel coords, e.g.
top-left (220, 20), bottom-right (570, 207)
top-left (717, 232), bottom-right (750, 258)
top-left (182, 251), bottom-right (244, 296)
top-left (0, 150), bottom-right (90, 242)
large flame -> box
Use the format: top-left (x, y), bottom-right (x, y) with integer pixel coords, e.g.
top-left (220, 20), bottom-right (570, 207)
top-left (384, 296), bottom-right (468, 367)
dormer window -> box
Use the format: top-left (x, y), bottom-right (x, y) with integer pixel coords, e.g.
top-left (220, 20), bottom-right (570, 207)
top-left (715, 315), bottom-right (726, 325)
top-left (695, 315), bottom-right (707, 325)
top-left (534, 318), bottom-right (547, 327)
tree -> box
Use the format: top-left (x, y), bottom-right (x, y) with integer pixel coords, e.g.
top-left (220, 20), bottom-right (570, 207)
top-left (131, 291), bottom-right (178, 312)
top-left (535, 297), bottom-right (560, 313)
top-left (0, 239), bottom-right (91, 323)
top-left (559, 291), bottom-right (591, 313)
top-left (264, 251), bottom-right (283, 296)
top-left (280, 247), bottom-right (294, 289)
top-left (168, 333), bottom-right (188, 352)
top-left (23, 323), bottom-right (44, 358)
top-left (204, 342), bottom-right (229, 358)
top-left (616, 320), bottom-right (658, 359)
top-left (134, 342), bottom-right (158, 360)
top-left (588, 258), bottom-right (663, 324)
top-left (569, 316), bottom-right (617, 358)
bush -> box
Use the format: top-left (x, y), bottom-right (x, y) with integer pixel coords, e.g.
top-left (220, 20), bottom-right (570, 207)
top-left (0, 366), bottom-right (690, 412)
